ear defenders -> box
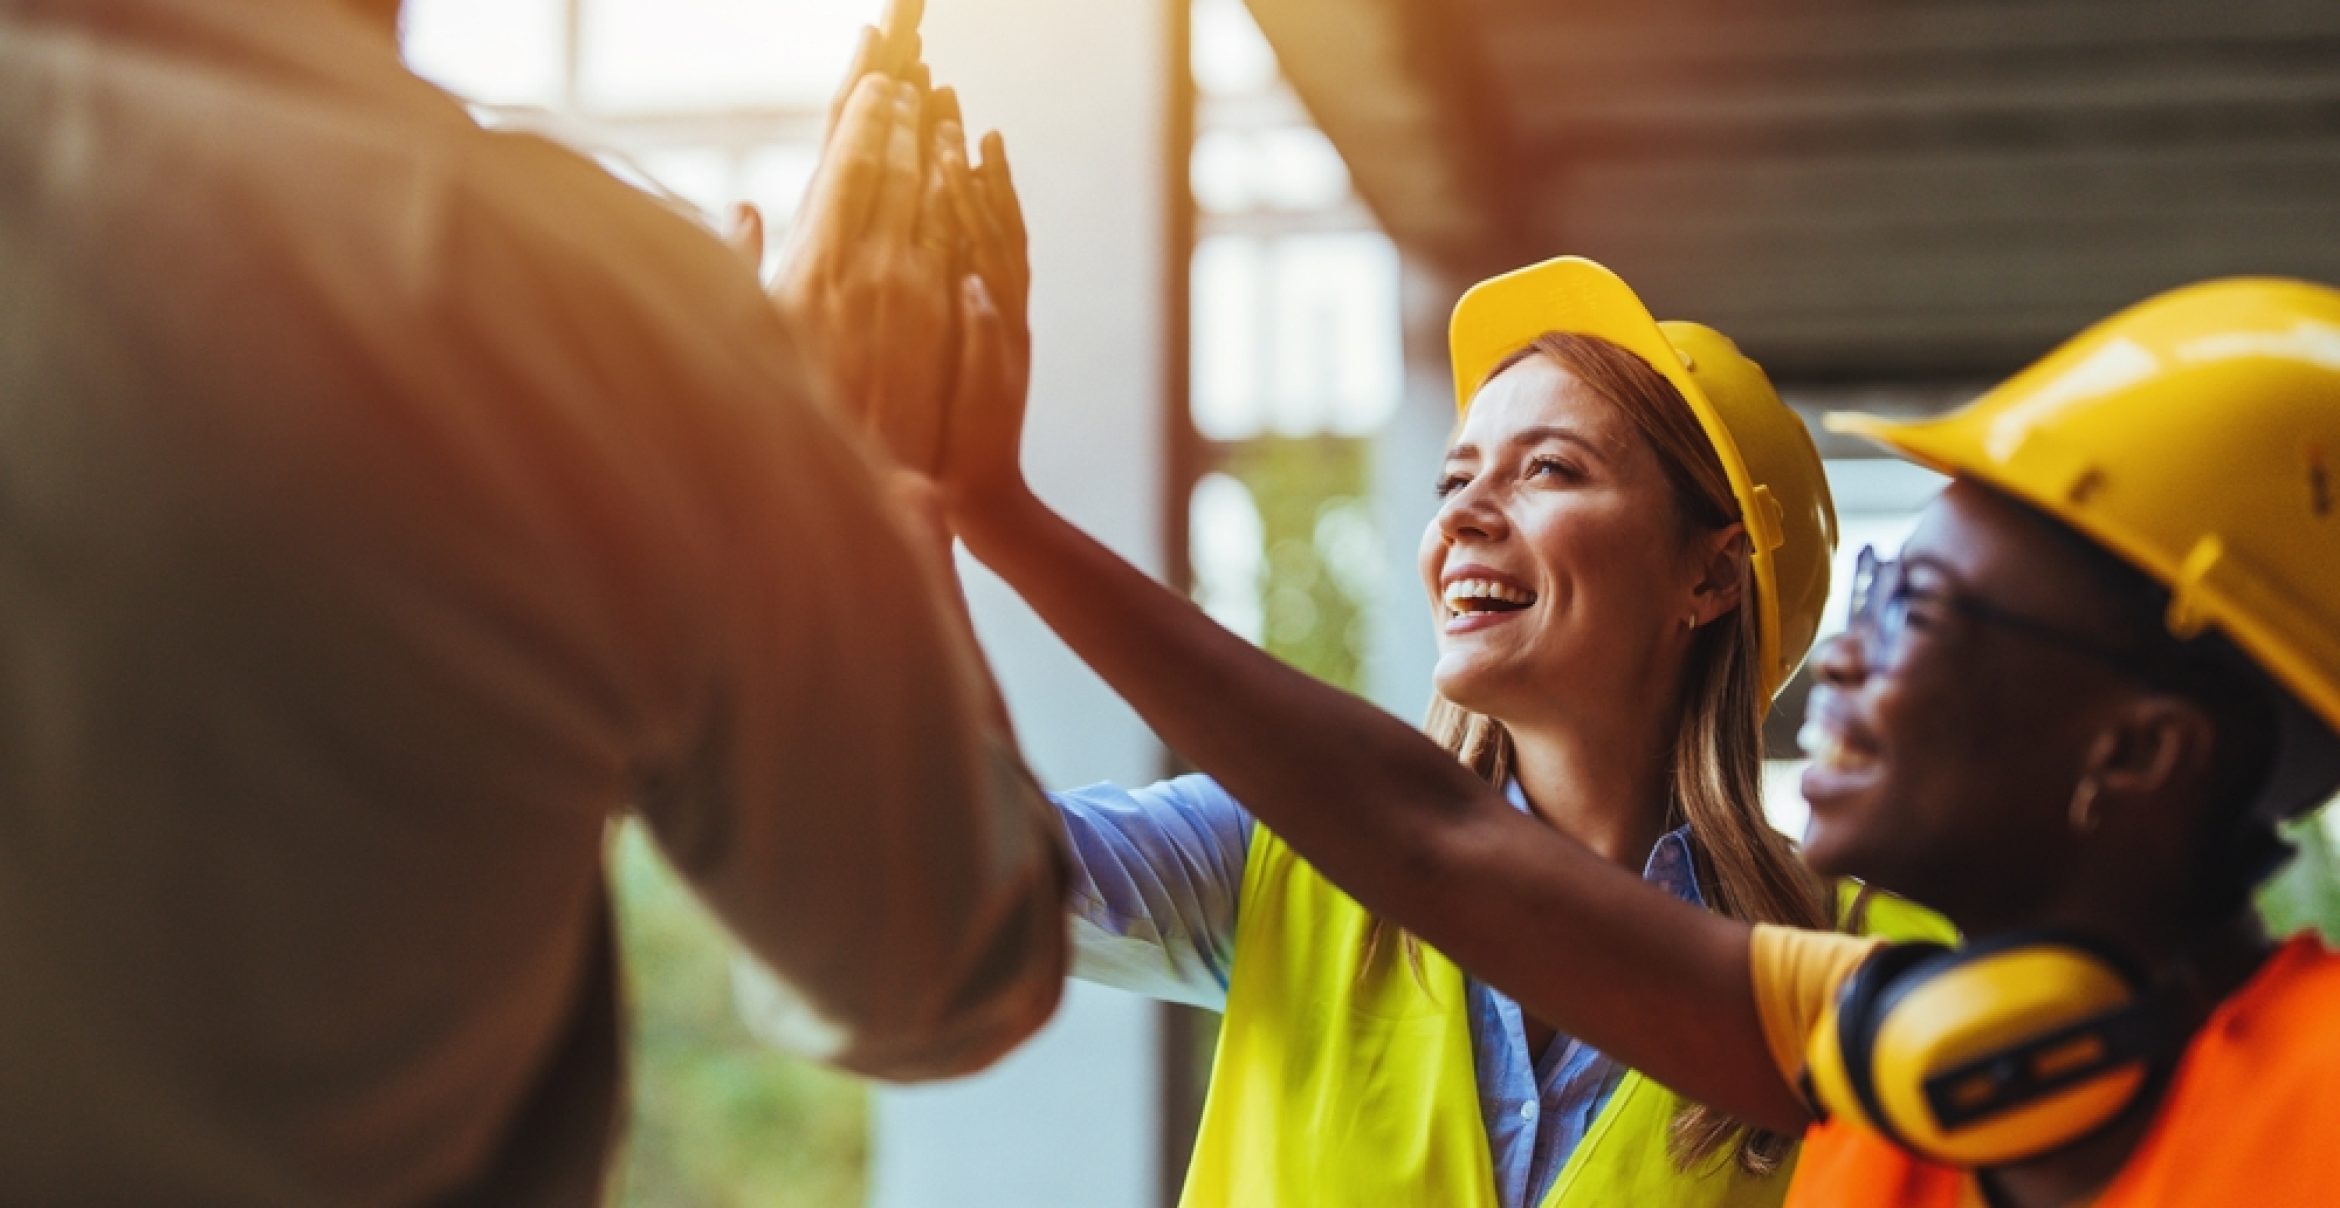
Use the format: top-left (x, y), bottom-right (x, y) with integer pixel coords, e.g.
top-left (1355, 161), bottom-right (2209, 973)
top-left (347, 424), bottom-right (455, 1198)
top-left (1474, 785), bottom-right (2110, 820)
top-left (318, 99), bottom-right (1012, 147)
top-left (1802, 933), bottom-right (2188, 1167)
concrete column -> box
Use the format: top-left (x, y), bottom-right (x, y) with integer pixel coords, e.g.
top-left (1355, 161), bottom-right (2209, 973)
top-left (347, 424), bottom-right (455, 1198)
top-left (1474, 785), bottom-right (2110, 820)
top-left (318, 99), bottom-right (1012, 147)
top-left (867, 2), bottom-right (1174, 1206)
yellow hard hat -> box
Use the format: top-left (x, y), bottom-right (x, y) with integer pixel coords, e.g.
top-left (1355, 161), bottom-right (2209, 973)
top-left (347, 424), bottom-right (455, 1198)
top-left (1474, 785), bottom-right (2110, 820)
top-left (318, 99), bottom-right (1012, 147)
top-left (1449, 256), bottom-right (1838, 699)
top-left (1826, 278), bottom-right (2340, 740)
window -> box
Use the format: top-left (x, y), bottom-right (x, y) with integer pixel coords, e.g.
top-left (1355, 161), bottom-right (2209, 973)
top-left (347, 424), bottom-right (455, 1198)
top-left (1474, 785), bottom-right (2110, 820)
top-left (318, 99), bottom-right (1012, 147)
top-left (1184, 0), bottom-right (1401, 694)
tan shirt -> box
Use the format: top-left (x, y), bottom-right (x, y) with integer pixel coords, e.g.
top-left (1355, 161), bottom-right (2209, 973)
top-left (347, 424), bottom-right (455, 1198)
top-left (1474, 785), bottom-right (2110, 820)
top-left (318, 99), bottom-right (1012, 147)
top-left (0, 0), bottom-right (1067, 1201)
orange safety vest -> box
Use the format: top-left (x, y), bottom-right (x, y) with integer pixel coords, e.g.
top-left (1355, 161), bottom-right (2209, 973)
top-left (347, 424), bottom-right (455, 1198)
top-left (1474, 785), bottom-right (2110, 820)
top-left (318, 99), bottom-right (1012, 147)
top-left (1785, 933), bottom-right (2340, 1208)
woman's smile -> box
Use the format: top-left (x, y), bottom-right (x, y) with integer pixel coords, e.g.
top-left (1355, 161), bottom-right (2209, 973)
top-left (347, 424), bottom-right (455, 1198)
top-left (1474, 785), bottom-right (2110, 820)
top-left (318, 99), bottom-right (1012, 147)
top-left (1440, 564), bottom-right (1539, 634)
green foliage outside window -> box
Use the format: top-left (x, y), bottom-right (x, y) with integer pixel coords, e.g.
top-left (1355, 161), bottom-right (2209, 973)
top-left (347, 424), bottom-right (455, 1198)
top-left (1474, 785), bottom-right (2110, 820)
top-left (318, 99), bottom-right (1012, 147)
top-left (1211, 436), bottom-right (1377, 690)
top-left (1182, 435), bottom-right (1380, 1106)
top-left (609, 822), bottom-right (869, 1208)
top-left (2257, 812), bottom-right (2340, 944)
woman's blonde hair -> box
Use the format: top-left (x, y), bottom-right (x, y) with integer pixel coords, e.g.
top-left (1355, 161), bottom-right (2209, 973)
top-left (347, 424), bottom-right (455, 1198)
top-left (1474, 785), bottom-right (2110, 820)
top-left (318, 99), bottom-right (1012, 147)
top-left (1377, 331), bottom-right (1831, 1176)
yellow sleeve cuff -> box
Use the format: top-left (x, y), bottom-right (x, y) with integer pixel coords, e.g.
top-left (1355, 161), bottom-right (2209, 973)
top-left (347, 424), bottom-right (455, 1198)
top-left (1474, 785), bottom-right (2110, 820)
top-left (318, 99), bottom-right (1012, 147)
top-left (1749, 924), bottom-right (1887, 1087)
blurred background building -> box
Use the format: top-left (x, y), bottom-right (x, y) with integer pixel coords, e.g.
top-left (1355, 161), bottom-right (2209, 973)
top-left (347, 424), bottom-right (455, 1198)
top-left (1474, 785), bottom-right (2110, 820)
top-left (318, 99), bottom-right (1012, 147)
top-left (399, 0), bottom-right (2340, 1203)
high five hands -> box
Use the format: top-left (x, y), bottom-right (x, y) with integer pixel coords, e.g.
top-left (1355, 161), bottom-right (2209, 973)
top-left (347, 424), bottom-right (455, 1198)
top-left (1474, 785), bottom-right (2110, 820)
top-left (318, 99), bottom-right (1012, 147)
top-left (734, 0), bottom-right (1035, 519)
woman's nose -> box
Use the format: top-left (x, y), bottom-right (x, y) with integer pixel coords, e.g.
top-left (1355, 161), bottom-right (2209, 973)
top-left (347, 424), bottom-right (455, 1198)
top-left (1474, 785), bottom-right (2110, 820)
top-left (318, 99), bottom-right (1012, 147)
top-left (1434, 482), bottom-right (1507, 543)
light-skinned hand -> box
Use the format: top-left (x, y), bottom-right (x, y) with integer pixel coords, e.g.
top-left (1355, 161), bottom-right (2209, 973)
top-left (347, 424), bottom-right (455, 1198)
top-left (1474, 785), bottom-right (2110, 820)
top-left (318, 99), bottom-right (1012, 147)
top-left (770, 18), bottom-right (967, 473)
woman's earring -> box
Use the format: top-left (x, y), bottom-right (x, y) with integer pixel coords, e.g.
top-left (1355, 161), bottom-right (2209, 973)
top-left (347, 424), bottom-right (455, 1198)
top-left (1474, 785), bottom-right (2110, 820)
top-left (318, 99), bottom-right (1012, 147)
top-left (1682, 613), bottom-right (1699, 632)
top-left (2069, 775), bottom-right (2105, 835)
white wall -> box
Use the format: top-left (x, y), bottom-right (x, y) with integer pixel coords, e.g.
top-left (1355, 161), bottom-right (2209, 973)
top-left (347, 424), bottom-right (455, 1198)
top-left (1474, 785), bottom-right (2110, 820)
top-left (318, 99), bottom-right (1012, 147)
top-left (868, 2), bottom-right (1173, 1206)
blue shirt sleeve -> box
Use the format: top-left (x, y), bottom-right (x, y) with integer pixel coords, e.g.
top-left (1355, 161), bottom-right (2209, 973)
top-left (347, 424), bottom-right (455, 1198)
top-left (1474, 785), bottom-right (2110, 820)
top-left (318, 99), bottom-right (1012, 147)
top-left (1051, 774), bottom-right (1252, 1011)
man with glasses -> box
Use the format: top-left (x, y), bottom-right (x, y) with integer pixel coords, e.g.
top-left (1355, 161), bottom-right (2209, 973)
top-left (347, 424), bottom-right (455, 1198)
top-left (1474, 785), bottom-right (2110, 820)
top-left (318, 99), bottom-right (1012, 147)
top-left (1842, 544), bottom-right (2161, 676)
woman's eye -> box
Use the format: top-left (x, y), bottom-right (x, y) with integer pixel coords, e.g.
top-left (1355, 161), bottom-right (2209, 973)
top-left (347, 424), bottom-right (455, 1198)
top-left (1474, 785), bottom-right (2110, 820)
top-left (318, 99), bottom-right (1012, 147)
top-left (1433, 473), bottom-right (1471, 498)
top-left (1527, 457), bottom-right (1583, 482)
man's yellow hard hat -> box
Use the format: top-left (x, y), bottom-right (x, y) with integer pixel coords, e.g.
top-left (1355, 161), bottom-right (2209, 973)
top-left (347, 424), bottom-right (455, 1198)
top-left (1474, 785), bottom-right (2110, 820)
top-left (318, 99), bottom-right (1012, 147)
top-left (1826, 277), bottom-right (2340, 741)
top-left (1449, 256), bottom-right (1838, 700)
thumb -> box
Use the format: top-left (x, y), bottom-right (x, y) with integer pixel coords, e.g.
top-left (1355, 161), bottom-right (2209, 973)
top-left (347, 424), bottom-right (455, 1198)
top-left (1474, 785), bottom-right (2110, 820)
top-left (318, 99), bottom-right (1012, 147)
top-left (725, 202), bottom-right (766, 274)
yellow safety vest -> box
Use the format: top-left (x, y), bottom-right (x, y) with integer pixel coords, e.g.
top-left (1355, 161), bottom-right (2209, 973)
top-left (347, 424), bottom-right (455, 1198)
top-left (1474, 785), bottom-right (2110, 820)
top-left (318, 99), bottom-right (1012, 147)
top-left (1180, 826), bottom-right (1953, 1208)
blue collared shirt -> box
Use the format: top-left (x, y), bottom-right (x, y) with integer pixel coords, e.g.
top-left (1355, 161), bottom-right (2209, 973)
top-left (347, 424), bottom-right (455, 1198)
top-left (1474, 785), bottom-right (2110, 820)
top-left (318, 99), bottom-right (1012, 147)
top-left (1054, 775), bottom-right (1708, 1208)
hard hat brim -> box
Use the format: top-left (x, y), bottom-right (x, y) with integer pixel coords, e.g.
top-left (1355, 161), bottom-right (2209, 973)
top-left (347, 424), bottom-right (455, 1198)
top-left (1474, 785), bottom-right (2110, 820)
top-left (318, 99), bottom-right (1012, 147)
top-left (1824, 408), bottom-right (2340, 742)
top-left (1819, 411), bottom-right (1964, 480)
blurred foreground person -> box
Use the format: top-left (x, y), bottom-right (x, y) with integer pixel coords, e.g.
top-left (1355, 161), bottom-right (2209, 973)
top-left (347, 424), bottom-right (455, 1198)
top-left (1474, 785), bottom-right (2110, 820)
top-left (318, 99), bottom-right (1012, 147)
top-left (0, 0), bottom-right (1065, 1201)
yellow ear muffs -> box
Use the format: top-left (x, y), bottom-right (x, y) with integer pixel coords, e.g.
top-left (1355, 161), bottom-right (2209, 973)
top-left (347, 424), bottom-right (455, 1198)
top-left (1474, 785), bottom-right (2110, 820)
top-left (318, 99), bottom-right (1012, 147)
top-left (1804, 934), bottom-right (2184, 1167)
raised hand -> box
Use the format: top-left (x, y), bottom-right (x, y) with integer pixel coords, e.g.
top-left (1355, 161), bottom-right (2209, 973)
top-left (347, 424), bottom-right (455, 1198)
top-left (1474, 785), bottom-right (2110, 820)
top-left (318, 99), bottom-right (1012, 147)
top-left (958, 129), bottom-right (1031, 364)
top-left (934, 129), bottom-right (1035, 516)
top-left (856, 80), bottom-right (963, 475)
top-left (770, 0), bottom-right (966, 474)
top-left (764, 0), bottom-right (1041, 487)
top-left (823, 0), bottom-right (923, 145)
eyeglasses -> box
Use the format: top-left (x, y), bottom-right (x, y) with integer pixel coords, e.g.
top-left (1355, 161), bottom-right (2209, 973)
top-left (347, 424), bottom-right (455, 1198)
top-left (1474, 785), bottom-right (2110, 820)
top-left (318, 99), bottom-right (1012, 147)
top-left (1843, 546), bottom-right (2146, 675)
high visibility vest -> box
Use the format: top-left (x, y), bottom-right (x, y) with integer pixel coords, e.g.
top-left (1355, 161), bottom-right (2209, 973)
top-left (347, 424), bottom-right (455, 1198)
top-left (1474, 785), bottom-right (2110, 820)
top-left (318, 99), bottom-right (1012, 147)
top-left (1180, 826), bottom-right (1950, 1208)
top-left (1784, 934), bottom-right (2340, 1208)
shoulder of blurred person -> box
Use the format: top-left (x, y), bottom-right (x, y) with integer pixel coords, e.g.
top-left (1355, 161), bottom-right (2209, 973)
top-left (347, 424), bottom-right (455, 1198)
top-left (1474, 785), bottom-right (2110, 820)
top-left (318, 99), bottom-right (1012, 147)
top-left (2, 0), bottom-right (824, 461)
top-left (0, 0), bottom-right (885, 829)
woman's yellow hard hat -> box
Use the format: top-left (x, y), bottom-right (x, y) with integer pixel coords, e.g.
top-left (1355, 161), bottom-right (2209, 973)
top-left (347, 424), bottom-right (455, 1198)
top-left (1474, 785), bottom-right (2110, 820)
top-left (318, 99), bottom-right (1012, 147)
top-left (1825, 277), bottom-right (2340, 742)
top-left (1449, 256), bottom-right (1838, 700)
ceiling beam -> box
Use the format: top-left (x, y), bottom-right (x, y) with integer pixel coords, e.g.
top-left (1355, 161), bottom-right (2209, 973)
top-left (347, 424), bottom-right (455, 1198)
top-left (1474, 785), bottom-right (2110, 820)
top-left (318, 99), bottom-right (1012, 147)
top-left (1469, 0), bottom-right (2340, 66)
top-left (1242, 0), bottom-right (1534, 283)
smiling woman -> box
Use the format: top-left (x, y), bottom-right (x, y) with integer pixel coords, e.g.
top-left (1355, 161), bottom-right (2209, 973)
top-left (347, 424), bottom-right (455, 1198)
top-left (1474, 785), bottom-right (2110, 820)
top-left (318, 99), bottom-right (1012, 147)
top-left (1410, 321), bottom-right (1838, 1180)
top-left (926, 251), bottom-right (1945, 1208)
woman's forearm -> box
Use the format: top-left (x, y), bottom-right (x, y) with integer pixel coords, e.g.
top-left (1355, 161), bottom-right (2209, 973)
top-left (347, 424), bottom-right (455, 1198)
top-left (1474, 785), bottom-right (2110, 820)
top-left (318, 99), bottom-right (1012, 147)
top-left (954, 491), bottom-right (1806, 1131)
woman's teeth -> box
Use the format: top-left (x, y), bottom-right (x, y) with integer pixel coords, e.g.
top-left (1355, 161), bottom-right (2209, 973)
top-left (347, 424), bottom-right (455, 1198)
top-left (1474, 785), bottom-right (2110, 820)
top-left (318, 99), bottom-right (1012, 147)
top-left (1798, 720), bottom-right (1879, 773)
top-left (1444, 578), bottom-right (1536, 614)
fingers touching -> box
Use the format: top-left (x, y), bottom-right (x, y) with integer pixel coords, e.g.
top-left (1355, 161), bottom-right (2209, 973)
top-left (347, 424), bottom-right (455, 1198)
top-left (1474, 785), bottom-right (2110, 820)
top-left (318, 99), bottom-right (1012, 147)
top-left (820, 0), bottom-right (923, 145)
top-left (867, 83), bottom-right (927, 244)
top-left (775, 0), bottom-right (1038, 491)
top-left (916, 116), bottom-right (965, 267)
top-left (823, 25), bottom-right (880, 143)
top-left (795, 73), bottom-right (902, 255)
top-left (878, 0), bottom-right (925, 59)
top-left (930, 85), bottom-right (965, 140)
top-left (977, 136), bottom-right (1028, 280)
